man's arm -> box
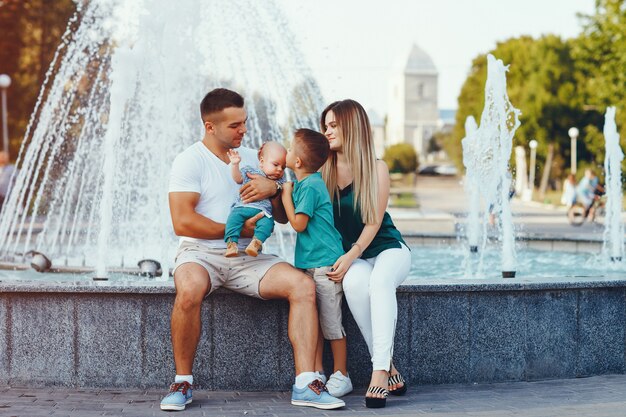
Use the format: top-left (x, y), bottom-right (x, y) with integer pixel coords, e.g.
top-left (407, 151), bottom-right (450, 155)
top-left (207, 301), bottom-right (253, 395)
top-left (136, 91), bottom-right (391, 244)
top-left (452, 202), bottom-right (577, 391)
top-left (271, 192), bottom-right (288, 224)
top-left (169, 191), bottom-right (264, 239)
top-left (169, 192), bottom-right (225, 239)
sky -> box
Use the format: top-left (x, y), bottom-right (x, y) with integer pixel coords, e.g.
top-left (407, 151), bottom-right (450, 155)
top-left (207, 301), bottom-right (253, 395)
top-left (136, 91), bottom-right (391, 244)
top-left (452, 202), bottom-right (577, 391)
top-left (277, 0), bottom-right (596, 116)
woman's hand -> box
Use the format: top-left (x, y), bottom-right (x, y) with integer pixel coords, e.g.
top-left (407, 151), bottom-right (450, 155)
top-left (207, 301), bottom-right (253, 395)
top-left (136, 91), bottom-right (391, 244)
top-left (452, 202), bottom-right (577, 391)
top-left (326, 250), bottom-right (360, 282)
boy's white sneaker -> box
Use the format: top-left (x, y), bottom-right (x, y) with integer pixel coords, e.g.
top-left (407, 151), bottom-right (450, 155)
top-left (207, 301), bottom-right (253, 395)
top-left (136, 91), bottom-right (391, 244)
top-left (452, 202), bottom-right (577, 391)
top-left (315, 371), bottom-right (327, 385)
top-left (325, 371), bottom-right (353, 397)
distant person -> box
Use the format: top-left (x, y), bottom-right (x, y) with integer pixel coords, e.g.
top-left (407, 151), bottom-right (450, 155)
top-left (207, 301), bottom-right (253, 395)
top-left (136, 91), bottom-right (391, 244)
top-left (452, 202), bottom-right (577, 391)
top-left (224, 141), bottom-right (287, 257)
top-left (320, 99), bottom-right (410, 409)
top-left (560, 174), bottom-right (577, 208)
top-left (0, 151), bottom-right (16, 209)
top-left (576, 169), bottom-right (604, 219)
top-left (281, 128), bottom-right (353, 398)
top-left (163, 88), bottom-right (344, 411)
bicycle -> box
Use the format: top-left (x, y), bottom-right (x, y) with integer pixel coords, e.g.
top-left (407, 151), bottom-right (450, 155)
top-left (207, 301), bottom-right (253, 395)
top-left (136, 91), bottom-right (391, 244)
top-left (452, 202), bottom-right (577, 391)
top-left (567, 195), bottom-right (606, 226)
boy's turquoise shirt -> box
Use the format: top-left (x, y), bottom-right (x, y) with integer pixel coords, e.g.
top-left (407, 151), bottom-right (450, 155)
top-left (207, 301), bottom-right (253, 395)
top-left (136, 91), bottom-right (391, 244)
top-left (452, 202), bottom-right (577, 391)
top-left (292, 172), bottom-right (344, 269)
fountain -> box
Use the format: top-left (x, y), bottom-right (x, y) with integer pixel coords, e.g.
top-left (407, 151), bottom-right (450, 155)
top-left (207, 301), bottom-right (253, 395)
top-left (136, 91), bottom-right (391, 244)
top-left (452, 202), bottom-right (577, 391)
top-left (1, 1), bottom-right (626, 393)
top-left (461, 54), bottom-right (520, 278)
top-left (602, 106), bottom-right (623, 263)
top-left (461, 115), bottom-right (480, 254)
top-left (0, 0), bottom-right (321, 278)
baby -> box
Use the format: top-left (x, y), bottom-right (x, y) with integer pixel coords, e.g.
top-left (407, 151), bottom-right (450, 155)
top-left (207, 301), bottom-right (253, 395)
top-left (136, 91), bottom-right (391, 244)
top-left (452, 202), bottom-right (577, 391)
top-left (224, 141), bottom-right (287, 257)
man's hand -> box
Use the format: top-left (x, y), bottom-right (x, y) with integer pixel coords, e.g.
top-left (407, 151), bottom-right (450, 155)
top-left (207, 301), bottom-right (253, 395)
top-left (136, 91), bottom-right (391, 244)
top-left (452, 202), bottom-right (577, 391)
top-left (227, 149), bottom-right (241, 164)
top-left (240, 173), bottom-right (278, 204)
top-left (241, 211), bottom-right (265, 237)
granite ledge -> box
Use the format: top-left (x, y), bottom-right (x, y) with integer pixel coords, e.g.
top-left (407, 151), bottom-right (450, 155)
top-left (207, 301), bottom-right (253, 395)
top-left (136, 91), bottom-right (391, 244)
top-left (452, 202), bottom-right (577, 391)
top-left (2, 276), bottom-right (626, 294)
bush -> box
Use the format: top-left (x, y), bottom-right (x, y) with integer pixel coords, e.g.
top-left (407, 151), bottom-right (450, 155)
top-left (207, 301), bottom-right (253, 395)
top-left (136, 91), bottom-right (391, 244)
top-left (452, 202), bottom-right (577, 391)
top-left (382, 144), bottom-right (419, 173)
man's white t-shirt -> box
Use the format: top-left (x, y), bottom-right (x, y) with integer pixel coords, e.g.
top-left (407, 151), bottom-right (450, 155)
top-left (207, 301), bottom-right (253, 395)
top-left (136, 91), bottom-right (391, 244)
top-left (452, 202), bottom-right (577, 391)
top-left (168, 142), bottom-right (258, 249)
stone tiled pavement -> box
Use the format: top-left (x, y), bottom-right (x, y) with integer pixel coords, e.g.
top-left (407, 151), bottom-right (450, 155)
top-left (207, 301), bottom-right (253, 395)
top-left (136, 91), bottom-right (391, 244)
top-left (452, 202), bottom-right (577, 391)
top-left (3, 374), bottom-right (626, 417)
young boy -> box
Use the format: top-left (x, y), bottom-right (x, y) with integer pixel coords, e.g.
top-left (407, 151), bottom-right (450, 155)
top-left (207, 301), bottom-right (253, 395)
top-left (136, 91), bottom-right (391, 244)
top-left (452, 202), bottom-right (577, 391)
top-left (224, 141), bottom-right (286, 257)
top-left (281, 128), bottom-right (353, 397)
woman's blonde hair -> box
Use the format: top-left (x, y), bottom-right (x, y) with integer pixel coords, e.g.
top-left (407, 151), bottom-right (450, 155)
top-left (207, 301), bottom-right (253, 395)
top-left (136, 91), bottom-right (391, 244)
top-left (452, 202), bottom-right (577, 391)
top-left (320, 99), bottom-right (378, 224)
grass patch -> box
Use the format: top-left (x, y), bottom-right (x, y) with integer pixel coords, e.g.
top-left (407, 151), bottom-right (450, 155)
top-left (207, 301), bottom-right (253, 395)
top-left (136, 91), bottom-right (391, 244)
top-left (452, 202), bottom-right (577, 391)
top-left (390, 192), bottom-right (419, 208)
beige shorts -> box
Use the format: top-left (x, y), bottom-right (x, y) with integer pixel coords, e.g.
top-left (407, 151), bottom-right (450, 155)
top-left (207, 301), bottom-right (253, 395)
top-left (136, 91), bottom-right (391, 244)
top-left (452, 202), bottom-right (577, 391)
top-left (173, 241), bottom-right (283, 299)
top-left (304, 266), bottom-right (345, 340)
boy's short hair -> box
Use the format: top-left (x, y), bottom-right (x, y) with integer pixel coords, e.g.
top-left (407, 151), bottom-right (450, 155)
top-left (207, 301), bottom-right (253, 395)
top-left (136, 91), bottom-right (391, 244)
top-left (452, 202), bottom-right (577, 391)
top-left (294, 128), bottom-right (329, 172)
top-left (200, 88), bottom-right (244, 122)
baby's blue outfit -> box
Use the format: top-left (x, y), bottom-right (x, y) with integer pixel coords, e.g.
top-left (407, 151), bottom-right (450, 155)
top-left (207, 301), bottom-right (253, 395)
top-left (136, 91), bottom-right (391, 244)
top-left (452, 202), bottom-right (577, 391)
top-left (225, 166), bottom-right (285, 243)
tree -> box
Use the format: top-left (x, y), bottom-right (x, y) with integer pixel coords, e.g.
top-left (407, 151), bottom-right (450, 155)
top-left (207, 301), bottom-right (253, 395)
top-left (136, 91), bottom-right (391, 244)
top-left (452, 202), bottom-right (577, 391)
top-left (382, 144), bottom-right (418, 173)
top-left (0, 0), bottom-right (76, 159)
top-left (445, 34), bottom-right (600, 181)
top-left (574, 0), bottom-right (626, 164)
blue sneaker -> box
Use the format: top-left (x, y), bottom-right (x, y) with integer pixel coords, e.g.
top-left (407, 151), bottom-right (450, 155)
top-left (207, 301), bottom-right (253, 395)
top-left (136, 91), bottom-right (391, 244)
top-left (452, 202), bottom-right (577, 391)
top-left (160, 381), bottom-right (193, 411)
top-left (291, 379), bottom-right (345, 410)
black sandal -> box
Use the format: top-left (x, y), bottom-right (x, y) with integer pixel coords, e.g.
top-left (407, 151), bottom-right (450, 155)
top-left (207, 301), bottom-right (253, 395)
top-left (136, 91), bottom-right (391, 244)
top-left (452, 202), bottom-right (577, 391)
top-left (365, 386), bottom-right (388, 408)
top-left (388, 373), bottom-right (407, 396)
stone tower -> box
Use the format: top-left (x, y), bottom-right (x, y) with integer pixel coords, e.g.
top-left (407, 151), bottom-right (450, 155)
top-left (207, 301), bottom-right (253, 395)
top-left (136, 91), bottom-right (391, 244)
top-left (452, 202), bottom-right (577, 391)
top-left (386, 44), bottom-right (439, 160)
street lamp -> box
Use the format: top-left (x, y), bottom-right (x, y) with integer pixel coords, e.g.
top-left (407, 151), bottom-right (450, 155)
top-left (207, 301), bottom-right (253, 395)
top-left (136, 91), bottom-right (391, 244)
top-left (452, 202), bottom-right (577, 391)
top-left (568, 127), bottom-right (579, 175)
top-left (0, 74), bottom-right (11, 157)
top-left (528, 140), bottom-right (538, 198)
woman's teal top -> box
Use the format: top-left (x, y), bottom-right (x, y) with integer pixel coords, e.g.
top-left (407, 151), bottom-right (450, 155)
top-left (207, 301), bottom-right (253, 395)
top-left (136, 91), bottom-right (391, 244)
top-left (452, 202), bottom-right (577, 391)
top-left (332, 183), bottom-right (406, 259)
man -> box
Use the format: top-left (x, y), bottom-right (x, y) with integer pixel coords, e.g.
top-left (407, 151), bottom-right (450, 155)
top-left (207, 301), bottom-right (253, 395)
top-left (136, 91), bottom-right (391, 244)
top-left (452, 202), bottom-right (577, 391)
top-left (161, 88), bottom-right (344, 411)
top-left (0, 151), bottom-right (16, 209)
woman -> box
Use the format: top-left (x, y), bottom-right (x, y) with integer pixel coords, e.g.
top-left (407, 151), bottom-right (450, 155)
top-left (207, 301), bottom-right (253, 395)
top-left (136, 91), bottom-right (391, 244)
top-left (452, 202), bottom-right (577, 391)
top-left (321, 99), bottom-right (412, 408)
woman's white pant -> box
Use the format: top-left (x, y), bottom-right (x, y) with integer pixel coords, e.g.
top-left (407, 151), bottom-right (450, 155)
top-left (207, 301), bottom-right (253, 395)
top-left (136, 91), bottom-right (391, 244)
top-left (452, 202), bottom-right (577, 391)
top-left (342, 243), bottom-right (411, 370)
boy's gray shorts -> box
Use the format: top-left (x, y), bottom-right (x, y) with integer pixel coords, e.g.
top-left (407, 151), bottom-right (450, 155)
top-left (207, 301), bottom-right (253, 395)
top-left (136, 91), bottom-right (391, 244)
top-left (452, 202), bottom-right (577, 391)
top-left (304, 266), bottom-right (345, 340)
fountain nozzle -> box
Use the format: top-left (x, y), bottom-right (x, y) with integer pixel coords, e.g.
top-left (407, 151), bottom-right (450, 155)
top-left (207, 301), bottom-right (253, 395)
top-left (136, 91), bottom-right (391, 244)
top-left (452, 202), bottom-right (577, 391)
top-left (502, 271), bottom-right (516, 278)
top-left (138, 259), bottom-right (161, 278)
top-left (29, 251), bottom-right (52, 273)
top-left (469, 246), bottom-right (478, 253)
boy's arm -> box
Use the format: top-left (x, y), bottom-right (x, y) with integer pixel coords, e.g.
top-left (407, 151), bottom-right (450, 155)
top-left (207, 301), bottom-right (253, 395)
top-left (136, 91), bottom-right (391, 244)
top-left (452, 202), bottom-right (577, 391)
top-left (281, 182), bottom-right (309, 232)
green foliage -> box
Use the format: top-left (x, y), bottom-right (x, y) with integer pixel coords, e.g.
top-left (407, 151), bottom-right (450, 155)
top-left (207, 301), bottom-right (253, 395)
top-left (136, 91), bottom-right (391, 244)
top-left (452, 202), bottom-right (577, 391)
top-left (447, 0), bottom-right (626, 181)
top-left (574, 0), bottom-right (626, 158)
top-left (0, 0), bottom-right (76, 160)
top-left (382, 143), bottom-right (418, 173)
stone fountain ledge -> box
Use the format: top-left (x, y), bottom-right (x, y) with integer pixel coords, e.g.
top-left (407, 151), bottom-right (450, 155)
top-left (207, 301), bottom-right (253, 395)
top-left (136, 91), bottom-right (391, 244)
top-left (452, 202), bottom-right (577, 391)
top-left (2, 268), bottom-right (626, 390)
top-left (0, 273), bottom-right (625, 293)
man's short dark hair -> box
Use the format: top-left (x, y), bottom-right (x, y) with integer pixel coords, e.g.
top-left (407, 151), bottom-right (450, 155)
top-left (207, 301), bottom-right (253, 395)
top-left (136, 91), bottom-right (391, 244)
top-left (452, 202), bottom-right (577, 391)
top-left (200, 88), bottom-right (244, 122)
top-left (294, 128), bottom-right (329, 172)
